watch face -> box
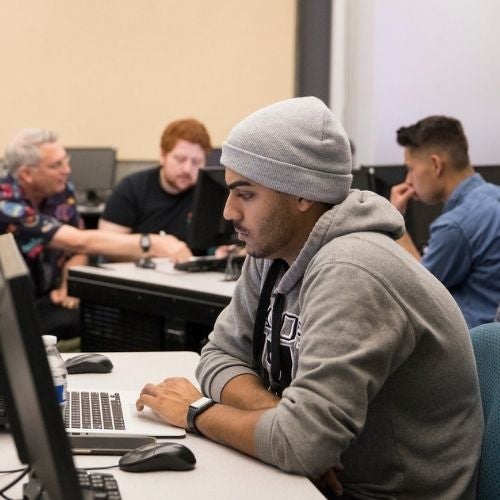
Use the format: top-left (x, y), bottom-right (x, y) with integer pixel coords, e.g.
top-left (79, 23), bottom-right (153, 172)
top-left (191, 397), bottom-right (211, 409)
top-left (140, 234), bottom-right (150, 251)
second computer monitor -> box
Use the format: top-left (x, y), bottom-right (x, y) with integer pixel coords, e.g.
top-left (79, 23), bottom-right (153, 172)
top-left (350, 169), bottom-right (371, 191)
top-left (66, 147), bottom-right (116, 203)
top-left (187, 167), bottom-right (236, 253)
top-left (475, 165), bottom-right (500, 185)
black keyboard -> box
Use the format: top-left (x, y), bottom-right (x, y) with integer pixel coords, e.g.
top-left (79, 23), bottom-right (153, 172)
top-left (174, 255), bottom-right (245, 273)
top-left (77, 469), bottom-right (121, 499)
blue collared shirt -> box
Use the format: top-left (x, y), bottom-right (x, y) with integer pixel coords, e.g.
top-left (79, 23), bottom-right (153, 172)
top-left (422, 173), bottom-right (500, 328)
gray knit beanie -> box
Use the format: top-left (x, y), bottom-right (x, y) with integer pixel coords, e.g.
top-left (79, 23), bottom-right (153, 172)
top-left (221, 96), bottom-right (352, 204)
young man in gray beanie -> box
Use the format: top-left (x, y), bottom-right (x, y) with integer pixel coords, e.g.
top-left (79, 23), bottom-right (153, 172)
top-left (137, 97), bottom-right (483, 499)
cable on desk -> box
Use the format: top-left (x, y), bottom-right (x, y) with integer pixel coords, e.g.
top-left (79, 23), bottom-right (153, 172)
top-left (0, 466), bottom-right (29, 500)
top-left (82, 464), bottom-right (120, 471)
top-left (0, 468), bottom-right (25, 476)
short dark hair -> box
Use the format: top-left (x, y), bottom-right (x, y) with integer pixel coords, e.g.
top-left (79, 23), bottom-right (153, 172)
top-left (396, 116), bottom-right (470, 169)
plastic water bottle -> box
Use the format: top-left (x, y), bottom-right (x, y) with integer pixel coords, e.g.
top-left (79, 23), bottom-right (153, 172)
top-left (42, 335), bottom-right (68, 414)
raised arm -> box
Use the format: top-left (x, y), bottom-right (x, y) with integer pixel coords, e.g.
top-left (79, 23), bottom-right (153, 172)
top-left (98, 218), bottom-right (132, 233)
top-left (390, 182), bottom-right (422, 260)
top-left (49, 225), bottom-right (192, 262)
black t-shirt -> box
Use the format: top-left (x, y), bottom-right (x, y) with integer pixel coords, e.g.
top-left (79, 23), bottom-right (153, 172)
top-left (102, 166), bottom-right (193, 241)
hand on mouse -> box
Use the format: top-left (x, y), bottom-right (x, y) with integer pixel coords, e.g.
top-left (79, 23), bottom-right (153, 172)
top-left (136, 377), bottom-right (202, 429)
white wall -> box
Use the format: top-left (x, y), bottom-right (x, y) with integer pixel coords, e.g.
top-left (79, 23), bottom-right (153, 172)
top-left (331, 0), bottom-right (500, 167)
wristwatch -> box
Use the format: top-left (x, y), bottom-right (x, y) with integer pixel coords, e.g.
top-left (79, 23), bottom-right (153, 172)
top-left (187, 397), bottom-right (216, 434)
top-left (139, 233), bottom-right (151, 253)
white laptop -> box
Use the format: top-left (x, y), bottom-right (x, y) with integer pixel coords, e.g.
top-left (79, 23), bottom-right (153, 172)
top-left (64, 388), bottom-right (186, 438)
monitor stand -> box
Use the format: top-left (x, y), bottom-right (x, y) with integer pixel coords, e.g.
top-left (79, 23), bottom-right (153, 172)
top-left (22, 473), bottom-right (45, 500)
top-left (85, 189), bottom-right (100, 207)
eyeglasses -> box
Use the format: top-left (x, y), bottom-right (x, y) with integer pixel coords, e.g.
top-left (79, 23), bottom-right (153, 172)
top-left (45, 155), bottom-right (71, 171)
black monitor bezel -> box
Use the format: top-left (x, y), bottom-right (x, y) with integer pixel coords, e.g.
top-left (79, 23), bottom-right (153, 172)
top-left (350, 169), bottom-right (371, 191)
top-left (475, 164), bottom-right (500, 185)
top-left (187, 167), bottom-right (237, 253)
top-left (0, 234), bottom-right (83, 500)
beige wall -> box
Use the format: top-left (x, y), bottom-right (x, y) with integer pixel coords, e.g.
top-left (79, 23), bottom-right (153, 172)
top-left (0, 1), bottom-right (296, 160)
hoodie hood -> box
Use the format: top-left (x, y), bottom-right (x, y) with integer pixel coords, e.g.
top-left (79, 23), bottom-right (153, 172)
top-left (277, 190), bottom-right (405, 293)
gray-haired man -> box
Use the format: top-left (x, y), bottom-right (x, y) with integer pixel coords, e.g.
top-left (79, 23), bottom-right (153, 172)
top-left (0, 128), bottom-right (191, 339)
top-left (136, 97), bottom-right (483, 499)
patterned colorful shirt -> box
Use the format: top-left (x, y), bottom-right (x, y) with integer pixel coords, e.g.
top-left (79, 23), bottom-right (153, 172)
top-left (0, 174), bottom-right (83, 295)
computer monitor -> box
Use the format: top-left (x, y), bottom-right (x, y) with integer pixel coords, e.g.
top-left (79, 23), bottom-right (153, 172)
top-left (362, 164), bottom-right (406, 197)
top-left (66, 147), bottom-right (116, 204)
top-left (476, 165), bottom-right (500, 185)
top-left (350, 169), bottom-right (371, 191)
top-left (187, 167), bottom-right (237, 253)
top-left (361, 165), bottom-right (443, 252)
top-left (0, 233), bottom-right (83, 500)
top-left (205, 147), bottom-right (222, 166)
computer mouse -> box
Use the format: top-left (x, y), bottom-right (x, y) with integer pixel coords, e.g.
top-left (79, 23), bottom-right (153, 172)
top-left (64, 353), bottom-right (114, 374)
top-left (118, 442), bottom-right (196, 472)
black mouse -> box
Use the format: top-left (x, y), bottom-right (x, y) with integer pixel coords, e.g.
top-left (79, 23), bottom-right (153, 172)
top-left (64, 353), bottom-right (113, 374)
top-left (118, 442), bottom-right (196, 472)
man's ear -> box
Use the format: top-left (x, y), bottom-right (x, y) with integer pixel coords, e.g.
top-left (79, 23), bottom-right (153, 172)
top-left (297, 197), bottom-right (316, 213)
top-left (16, 165), bottom-right (33, 184)
top-left (430, 153), bottom-right (445, 177)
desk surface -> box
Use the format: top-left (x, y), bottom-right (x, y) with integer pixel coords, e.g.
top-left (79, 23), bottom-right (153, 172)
top-left (70, 260), bottom-right (236, 298)
top-left (0, 352), bottom-right (322, 499)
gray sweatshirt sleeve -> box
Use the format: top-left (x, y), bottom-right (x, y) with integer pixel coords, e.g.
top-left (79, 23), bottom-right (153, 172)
top-left (196, 258), bottom-right (266, 400)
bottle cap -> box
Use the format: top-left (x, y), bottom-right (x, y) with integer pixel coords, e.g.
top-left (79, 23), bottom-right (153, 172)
top-left (42, 335), bottom-right (58, 347)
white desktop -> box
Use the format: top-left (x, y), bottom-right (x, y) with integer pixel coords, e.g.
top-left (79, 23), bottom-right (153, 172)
top-left (0, 351), bottom-right (322, 499)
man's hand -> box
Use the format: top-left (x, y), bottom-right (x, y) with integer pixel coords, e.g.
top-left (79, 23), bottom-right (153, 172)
top-left (214, 245), bottom-right (247, 259)
top-left (152, 235), bottom-right (192, 263)
top-left (136, 377), bottom-right (202, 428)
top-left (314, 464), bottom-right (345, 497)
top-left (390, 182), bottom-right (416, 214)
top-left (50, 287), bottom-right (80, 309)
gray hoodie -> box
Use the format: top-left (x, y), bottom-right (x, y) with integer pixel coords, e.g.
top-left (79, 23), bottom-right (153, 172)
top-left (197, 190), bottom-right (483, 499)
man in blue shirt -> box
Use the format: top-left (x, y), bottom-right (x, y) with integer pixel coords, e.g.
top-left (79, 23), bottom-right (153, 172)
top-left (390, 115), bottom-right (500, 328)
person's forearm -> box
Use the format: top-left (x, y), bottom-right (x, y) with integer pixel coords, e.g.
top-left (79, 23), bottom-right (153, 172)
top-left (194, 404), bottom-right (265, 458)
top-left (50, 253), bottom-right (88, 307)
top-left (136, 377), bottom-right (266, 459)
top-left (60, 253), bottom-right (88, 289)
top-left (220, 373), bottom-right (280, 410)
top-left (51, 227), bottom-right (144, 258)
top-left (396, 232), bottom-right (421, 261)
top-left (50, 225), bottom-right (190, 261)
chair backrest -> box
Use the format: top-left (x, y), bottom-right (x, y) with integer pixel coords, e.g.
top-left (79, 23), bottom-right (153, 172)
top-left (469, 322), bottom-right (500, 499)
